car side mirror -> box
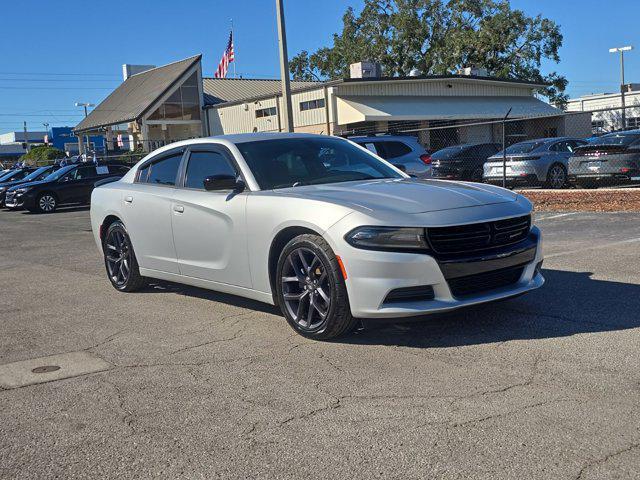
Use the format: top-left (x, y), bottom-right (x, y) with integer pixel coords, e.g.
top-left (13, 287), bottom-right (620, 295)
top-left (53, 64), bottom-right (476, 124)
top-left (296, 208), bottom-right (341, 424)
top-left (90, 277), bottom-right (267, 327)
top-left (393, 163), bottom-right (407, 172)
top-left (203, 174), bottom-right (245, 192)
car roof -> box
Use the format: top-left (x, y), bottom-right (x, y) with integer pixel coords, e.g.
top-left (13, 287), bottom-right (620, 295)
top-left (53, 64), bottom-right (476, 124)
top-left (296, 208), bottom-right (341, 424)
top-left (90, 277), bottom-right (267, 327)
top-left (349, 135), bottom-right (419, 142)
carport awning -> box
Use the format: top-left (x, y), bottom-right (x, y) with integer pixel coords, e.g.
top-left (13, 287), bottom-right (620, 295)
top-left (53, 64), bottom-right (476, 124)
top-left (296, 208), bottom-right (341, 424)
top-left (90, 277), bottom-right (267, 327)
top-left (336, 95), bottom-right (561, 125)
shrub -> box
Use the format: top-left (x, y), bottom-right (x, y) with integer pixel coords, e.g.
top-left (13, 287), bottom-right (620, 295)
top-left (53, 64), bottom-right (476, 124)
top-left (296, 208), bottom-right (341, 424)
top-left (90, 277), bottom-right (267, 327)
top-left (20, 145), bottom-right (65, 164)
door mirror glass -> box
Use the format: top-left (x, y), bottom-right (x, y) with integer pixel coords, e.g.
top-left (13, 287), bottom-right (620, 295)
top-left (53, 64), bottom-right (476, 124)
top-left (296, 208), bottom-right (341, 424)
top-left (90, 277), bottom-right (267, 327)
top-left (203, 174), bottom-right (244, 191)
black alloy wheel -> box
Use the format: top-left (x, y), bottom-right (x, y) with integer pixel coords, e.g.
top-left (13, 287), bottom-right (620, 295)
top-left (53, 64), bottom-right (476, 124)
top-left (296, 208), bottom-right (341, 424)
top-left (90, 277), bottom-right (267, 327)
top-left (276, 234), bottom-right (357, 340)
top-left (546, 164), bottom-right (567, 189)
top-left (103, 221), bottom-right (145, 292)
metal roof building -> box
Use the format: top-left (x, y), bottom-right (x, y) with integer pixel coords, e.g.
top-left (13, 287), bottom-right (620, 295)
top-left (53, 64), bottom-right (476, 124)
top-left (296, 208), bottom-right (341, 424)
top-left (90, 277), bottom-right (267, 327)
top-left (74, 55), bottom-right (579, 152)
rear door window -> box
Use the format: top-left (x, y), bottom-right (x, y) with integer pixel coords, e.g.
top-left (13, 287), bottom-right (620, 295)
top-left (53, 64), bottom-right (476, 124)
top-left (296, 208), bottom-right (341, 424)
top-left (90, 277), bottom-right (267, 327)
top-left (138, 152), bottom-right (183, 186)
top-left (380, 141), bottom-right (412, 159)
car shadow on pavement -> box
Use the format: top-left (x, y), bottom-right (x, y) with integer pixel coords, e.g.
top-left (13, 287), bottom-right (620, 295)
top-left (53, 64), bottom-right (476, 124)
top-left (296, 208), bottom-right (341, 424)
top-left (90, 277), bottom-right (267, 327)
top-left (339, 269), bottom-right (640, 348)
top-left (20, 205), bottom-right (90, 215)
top-left (141, 281), bottom-right (280, 315)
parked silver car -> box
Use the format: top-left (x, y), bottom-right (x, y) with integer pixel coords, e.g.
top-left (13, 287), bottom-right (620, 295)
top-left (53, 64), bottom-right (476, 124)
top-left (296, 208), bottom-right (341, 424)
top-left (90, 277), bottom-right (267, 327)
top-left (483, 137), bottom-right (587, 189)
top-left (350, 135), bottom-right (432, 178)
top-left (90, 133), bottom-right (543, 340)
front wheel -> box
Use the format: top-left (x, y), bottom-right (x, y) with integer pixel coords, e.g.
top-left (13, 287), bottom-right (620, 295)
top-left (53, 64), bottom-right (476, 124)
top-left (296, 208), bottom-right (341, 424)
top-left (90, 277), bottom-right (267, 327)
top-left (276, 234), bottom-right (357, 340)
top-left (103, 221), bottom-right (146, 292)
top-left (36, 193), bottom-right (57, 213)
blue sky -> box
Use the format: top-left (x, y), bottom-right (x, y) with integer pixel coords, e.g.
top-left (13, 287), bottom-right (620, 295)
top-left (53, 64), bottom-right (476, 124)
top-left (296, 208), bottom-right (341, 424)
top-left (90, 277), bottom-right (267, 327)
top-left (0, 0), bottom-right (638, 132)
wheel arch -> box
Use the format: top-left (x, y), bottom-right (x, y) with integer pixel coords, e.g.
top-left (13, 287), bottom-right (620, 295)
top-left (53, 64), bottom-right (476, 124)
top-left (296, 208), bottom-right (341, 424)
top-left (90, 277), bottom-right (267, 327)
top-left (99, 214), bottom-right (123, 247)
top-left (268, 225), bottom-right (323, 305)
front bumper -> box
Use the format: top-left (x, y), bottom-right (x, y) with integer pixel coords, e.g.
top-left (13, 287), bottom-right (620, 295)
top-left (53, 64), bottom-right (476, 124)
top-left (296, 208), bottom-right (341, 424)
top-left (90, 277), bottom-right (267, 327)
top-left (5, 190), bottom-right (31, 209)
top-left (335, 226), bottom-right (544, 319)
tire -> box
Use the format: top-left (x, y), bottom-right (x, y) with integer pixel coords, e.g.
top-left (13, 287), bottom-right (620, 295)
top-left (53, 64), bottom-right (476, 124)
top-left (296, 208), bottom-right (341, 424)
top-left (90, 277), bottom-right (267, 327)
top-left (36, 193), bottom-right (57, 213)
top-left (275, 234), bottom-right (358, 340)
top-left (545, 164), bottom-right (567, 189)
top-left (103, 221), bottom-right (146, 292)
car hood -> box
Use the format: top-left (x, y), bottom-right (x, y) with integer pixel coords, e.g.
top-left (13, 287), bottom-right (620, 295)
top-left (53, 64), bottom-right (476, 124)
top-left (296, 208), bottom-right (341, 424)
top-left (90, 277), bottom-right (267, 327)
top-left (7, 179), bottom-right (49, 191)
top-left (0, 179), bottom-right (27, 189)
top-left (276, 178), bottom-right (518, 214)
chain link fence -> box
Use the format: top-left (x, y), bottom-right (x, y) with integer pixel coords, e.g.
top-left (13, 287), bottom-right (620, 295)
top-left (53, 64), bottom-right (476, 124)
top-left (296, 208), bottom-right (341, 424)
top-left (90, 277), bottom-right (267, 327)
top-left (336, 104), bottom-right (640, 190)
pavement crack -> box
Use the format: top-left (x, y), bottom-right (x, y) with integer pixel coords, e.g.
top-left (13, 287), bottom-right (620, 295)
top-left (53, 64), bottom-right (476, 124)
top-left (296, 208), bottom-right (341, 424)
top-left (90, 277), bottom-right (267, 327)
top-left (575, 442), bottom-right (640, 479)
top-left (84, 330), bottom-right (125, 352)
top-left (103, 379), bottom-right (135, 437)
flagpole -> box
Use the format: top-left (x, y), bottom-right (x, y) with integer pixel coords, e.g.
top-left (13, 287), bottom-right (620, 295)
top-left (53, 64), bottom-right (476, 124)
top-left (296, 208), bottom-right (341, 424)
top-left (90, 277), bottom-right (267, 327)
top-left (231, 18), bottom-right (236, 79)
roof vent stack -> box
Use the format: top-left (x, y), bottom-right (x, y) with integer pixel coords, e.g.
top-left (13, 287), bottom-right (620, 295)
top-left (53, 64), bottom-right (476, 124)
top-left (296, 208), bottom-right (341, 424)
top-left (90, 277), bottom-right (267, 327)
top-left (122, 64), bottom-right (156, 81)
top-left (459, 66), bottom-right (489, 77)
top-left (349, 61), bottom-right (382, 79)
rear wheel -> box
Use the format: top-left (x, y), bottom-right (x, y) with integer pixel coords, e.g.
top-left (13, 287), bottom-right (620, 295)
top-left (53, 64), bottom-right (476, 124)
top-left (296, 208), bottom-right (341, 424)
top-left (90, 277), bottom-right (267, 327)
top-left (276, 234), bottom-right (357, 340)
top-left (36, 193), bottom-right (57, 213)
top-left (103, 221), bottom-right (145, 292)
top-left (545, 164), bottom-right (567, 189)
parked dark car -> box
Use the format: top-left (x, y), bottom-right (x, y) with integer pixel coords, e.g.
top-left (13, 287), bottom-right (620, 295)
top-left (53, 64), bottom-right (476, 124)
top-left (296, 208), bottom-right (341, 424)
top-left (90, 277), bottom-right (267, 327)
top-left (483, 137), bottom-right (588, 189)
top-left (4, 163), bottom-right (130, 213)
top-left (430, 143), bottom-right (501, 181)
top-left (568, 130), bottom-right (640, 188)
top-left (0, 165), bottom-right (62, 207)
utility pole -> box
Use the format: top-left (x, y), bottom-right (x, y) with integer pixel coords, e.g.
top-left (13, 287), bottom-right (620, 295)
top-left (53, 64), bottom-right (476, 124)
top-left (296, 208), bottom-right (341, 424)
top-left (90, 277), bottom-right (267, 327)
top-left (275, 0), bottom-right (294, 132)
top-left (609, 46), bottom-right (633, 130)
top-left (23, 121), bottom-right (31, 154)
top-left (75, 102), bottom-right (95, 155)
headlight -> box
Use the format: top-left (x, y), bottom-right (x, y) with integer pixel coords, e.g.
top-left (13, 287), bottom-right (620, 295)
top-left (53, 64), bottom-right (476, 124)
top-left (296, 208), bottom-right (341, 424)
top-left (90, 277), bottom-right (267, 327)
top-left (14, 187), bottom-right (31, 194)
top-left (0, 187), bottom-right (6, 192)
top-left (345, 226), bottom-right (428, 251)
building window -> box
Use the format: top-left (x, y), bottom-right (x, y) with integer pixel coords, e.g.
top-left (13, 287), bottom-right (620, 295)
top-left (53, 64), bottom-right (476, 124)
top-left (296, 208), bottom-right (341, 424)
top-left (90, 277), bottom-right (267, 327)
top-left (255, 106), bottom-right (277, 118)
top-left (147, 72), bottom-right (201, 121)
top-left (591, 120), bottom-right (605, 135)
top-left (626, 117), bottom-right (640, 129)
top-left (300, 98), bottom-right (325, 111)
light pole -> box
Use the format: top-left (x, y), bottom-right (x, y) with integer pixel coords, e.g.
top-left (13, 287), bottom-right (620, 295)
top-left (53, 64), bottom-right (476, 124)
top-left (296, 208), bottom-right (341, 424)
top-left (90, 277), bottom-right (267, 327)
top-left (609, 46), bottom-right (633, 130)
top-left (275, 0), bottom-right (293, 132)
top-left (75, 102), bottom-right (95, 154)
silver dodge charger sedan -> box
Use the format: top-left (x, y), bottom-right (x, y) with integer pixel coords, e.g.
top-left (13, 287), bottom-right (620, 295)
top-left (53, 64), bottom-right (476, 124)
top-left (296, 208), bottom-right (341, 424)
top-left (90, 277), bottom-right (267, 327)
top-left (90, 133), bottom-right (544, 340)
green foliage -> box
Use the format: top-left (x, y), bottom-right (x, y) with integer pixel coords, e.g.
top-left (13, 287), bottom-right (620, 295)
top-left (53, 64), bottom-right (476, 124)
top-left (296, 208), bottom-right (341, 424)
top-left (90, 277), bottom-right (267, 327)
top-left (119, 146), bottom-right (146, 165)
top-left (20, 145), bottom-right (65, 164)
top-left (290, 0), bottom-right (567, 105)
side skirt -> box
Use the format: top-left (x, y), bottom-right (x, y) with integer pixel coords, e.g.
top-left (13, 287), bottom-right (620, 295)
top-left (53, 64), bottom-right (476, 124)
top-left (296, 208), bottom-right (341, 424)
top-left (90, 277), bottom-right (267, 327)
top-left (138, 268), bottom-right (275, 305)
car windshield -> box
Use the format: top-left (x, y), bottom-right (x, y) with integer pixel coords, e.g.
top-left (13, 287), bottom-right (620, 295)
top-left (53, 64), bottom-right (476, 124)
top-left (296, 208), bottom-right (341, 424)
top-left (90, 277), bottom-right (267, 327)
top-left (0, 169), bottom-right (19, 182)
top-left (235, 137), bottom-right (403, 190)
top-left (588, 133), bottom-right (640, 146)
top-left (22, 166), bottom-right (52, 182)
top-left (431, 145), bottom-right (468, 160)
top-left (42, 165), bottom-right (74, 181)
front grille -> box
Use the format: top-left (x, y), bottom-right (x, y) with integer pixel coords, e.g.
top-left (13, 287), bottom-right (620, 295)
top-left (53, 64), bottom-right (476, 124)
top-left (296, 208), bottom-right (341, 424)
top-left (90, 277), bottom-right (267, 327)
top-left (5, 192), bottom-right (15, 203)
top-left (426, 215), bottom-right (530, 254)
top-left (447, 265), bottom-right (525, 297)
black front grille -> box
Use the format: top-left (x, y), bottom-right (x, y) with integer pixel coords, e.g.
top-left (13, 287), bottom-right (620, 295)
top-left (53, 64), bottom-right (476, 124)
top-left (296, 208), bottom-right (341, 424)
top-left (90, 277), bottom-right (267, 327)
top-left (427, 215), bottom-right (530, 254)
top-left (448, 265), bottom-right (525, 297)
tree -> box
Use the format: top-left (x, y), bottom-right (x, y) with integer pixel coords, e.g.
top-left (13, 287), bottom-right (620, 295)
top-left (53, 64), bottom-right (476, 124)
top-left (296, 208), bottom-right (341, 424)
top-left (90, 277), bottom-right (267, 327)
top-left (20, 145), bottom-right (65, 164)
top-left (290, 0), bottom-right (567, 105)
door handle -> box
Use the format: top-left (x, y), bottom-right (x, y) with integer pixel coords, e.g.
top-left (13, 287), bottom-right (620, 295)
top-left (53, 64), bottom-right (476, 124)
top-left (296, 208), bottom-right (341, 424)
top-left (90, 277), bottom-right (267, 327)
top-left (124, 195), bottom-right (133, 203)
top-left (173, 205), bottom-right (184, 213)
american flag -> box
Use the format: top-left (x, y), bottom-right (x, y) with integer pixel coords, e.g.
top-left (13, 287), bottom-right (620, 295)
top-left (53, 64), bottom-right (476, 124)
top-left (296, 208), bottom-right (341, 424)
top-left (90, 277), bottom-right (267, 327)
top-left (214, 31), bottom-right (235, 79)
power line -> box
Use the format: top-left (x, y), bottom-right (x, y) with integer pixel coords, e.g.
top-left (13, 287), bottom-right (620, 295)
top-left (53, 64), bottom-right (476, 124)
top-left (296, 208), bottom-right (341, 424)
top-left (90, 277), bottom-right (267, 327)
top-left (0, 71), bottom-right (120, 77)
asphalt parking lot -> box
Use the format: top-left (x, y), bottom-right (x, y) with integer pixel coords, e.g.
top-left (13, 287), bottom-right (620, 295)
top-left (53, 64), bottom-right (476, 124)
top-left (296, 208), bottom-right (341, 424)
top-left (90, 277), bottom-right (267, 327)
top-left (1, 208), bottom-right (639, 479)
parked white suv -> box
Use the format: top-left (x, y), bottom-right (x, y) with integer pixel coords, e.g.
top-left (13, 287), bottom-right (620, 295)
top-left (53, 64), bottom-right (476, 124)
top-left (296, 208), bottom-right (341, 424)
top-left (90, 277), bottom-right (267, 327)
top-left (90, 134), bottom-right (544, 339)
